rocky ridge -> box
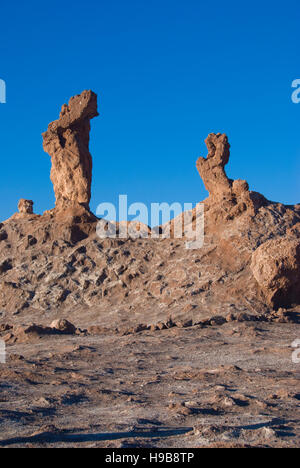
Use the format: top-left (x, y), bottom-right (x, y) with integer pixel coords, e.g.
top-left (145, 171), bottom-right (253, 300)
top-left (0, 91), bottom-right (299, 324)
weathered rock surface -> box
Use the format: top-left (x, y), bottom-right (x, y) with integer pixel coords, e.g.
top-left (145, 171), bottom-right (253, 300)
top-left (42, 90), bottom-right (98, 211)
top-left (50, 318), bottom-right (76, 334)
top-left (18, 199), bottom-right (33, 215)
top-left (0, 95), bottom-right (299, 317)
top-left (0, 184), bottom-right (299, 318)
top-left (196, 133), bottom-right (267, 219)
top-left (196, 133), bottom-right (232, 200)
top-left (251, 237), bottom-right (300, 308)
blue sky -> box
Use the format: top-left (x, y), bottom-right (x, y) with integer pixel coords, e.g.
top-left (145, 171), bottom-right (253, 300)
top-left (0, 0), bottom-right (299, 221)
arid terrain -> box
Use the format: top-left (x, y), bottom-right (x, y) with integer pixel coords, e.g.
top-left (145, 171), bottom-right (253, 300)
top-left (0, 308), bottom-right (299, 448)
top-left (0, 91), bottom-right (299, 448)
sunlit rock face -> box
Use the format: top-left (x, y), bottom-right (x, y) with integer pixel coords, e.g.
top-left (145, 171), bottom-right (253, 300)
top-left (42, 90), bottom-right (99, 211)
top-left (18, 199), bottom-right (34, 215)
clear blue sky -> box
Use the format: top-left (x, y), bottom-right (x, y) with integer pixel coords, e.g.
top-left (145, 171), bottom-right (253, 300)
top-left (0, 0), bottom-right (299, 221)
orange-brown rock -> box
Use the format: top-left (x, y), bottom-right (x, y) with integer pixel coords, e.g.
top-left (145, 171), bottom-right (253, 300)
top-left (50, 318), bottom-right (76, 334)
top-left (42, 90), bottom-right (99, 211)
top-left (196, 133), bottom-right (232, 200)
top-left (18, 199), bottom-right (34, 215)
top-left (251, 237), bottom-right (300, 308)
top-left (196, 133), bottom-right (266, 218)
top-left (0, 111), bottom-right (300, 317)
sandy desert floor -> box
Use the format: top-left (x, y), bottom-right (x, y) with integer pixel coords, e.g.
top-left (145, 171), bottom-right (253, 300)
top-left (0, 310), bottom-right (299, 448)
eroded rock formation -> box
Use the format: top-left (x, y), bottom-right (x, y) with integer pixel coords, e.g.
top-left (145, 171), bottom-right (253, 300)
top-left (196, 133), bottom-right (232, 200)
top-left (196, 133), bottom-right (266, 218)
top-left (0, 99), bottom-right (300, 316)
top-left (18, 199), bottom-right (33, 215)
top-left (42, 90), bottom-right (99, 211)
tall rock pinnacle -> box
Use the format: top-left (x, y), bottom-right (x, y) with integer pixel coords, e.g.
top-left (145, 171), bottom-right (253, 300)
top-left (196, 133), bottom-right (232, 201)
top-left (196, 133), bottom-right (267, 218)
top-left (42, 90), bottom-right (99, 211)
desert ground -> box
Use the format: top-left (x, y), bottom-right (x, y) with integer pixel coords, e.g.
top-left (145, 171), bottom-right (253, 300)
top-left (0, 306), bottom-right (299, 448)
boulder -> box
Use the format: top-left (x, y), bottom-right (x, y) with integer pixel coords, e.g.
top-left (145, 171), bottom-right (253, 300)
top-left (251, 238), bottom-right (300, 308)
top-left (50, 319), bottom-right (76, 334)
top-left (18, 199), bottom-right (34, 214)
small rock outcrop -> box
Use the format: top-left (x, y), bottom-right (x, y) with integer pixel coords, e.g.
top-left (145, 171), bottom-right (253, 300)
top-left (251, 237), bottom-right (300, 308)
top-left (18, 199), bottom-right (33, 215)
top-left (42, 90), bottom-right (99, 211)
top-left (50, 319), bottom-right (76, 335)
